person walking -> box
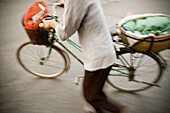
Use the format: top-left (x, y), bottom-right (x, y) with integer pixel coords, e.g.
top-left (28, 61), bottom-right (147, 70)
top-left (42, 0), bottom-right (130, 113)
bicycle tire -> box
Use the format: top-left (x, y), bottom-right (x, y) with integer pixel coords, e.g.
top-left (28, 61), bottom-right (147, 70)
top-left (107, 48), bottom-right (163, 92)
top-left (16, 42), bottom-right (67, 78)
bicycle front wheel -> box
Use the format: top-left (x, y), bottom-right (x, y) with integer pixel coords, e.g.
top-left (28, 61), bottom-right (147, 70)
top-left (107, 49), bottom-right (163, 92)
top-left (17, 42), bottom-right (67, 78)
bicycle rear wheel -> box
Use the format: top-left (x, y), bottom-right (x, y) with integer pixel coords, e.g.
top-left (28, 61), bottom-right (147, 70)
top-left (107, 49), bottom-right (163, 92)
top-left (17, 42), bottom-right (67, 78)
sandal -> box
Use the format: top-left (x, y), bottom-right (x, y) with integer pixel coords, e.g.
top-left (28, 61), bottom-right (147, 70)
top-left (83, 106), bottom-right (96, 113)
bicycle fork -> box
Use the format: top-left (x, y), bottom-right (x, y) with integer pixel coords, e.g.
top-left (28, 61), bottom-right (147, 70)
top-left (39, 45), bottom-right (52, 65)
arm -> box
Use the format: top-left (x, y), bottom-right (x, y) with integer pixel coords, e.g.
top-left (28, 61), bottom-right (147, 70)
top-left (55, 0), bottom-right (87, 41)
top-left (43, 0), bottom-right (86, 41)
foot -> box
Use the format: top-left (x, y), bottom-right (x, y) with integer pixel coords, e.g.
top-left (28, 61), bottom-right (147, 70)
top-left (120, 106), bottom-right (131, 113)
top-left (83, 106), bottom-right (96, 113)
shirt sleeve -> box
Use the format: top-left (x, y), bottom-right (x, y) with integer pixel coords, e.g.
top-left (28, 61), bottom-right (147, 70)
top-left (55, 0), bottom-right (87, 41)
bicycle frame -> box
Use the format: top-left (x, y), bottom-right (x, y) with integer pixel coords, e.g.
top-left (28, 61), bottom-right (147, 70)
top-left (46, 30), bottom-right (129, 77)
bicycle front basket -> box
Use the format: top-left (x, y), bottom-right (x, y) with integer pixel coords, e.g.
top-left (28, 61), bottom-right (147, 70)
top-left (22, 1), bottom-right (49, 45)
top-left (118, 13), bottom-right (170, 53)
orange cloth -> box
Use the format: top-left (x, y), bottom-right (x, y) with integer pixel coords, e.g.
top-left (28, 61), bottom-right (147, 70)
top-left (24, 1), bottom-right (49, 30)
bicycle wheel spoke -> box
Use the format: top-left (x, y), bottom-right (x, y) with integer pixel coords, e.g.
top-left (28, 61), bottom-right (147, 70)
top-left (22, 51), bottom-right (40, 60)
top-left (46, 59), bottom-right (64, 65)
top-left (136, 68), bottom-right (158, 75)
top-left (26, 47), bottom-right (42, 60)
top-left (43, 63), bottom-right (64, 69)
top-left (137, 59), bottom-right (156, 68)
top-left (39, 47), bottom-right (46, 57)
top-left (34, 46), bottom-right (44, 59)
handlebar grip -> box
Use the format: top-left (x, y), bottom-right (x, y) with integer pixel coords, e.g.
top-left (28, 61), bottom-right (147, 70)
top-left (39, 23), bottom-right (44, 27)
top-left (54, 3), bottom-right (62, 6)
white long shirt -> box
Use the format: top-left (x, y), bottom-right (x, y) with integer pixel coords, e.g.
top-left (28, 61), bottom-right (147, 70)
top-left (55, 0), bottom-right (116, 71)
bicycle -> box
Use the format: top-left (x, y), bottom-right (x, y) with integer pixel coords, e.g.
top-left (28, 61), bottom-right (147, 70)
top-left (17, 3), bottom-right (168, 92)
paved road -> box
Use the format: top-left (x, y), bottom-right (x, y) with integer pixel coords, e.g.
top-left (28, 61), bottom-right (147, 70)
top-left (0, 0), bottom-right (170, 113)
